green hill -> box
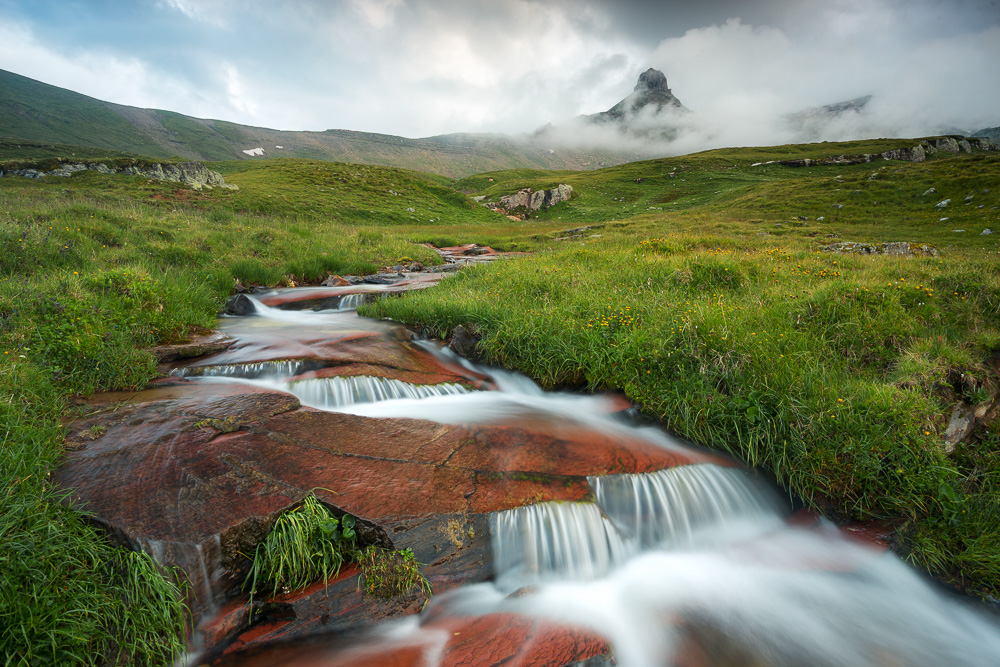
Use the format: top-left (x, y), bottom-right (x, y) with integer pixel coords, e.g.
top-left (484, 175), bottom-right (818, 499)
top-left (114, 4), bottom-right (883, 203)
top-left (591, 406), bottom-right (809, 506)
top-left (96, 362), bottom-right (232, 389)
top-left (0, 69), bottom-right (643, 178)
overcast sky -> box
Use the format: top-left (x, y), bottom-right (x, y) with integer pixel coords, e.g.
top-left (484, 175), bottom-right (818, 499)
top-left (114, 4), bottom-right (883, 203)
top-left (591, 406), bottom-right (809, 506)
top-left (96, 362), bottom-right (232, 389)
top-left (1, 0), bottom-right (998, 140)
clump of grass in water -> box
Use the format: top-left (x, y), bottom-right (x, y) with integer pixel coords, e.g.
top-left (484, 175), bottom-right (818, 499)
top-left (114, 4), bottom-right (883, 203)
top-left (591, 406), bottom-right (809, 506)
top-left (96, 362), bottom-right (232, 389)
top-left (358, 546), bottom-right (432, 600)
top-left (244, 494), bottom-right (357, 602)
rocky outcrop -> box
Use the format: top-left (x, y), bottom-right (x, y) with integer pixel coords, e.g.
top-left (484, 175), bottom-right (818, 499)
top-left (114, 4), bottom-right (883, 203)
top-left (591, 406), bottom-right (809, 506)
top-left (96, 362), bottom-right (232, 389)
top-left (761, 137), bottom-right (996, 169)
top-left (821, 241), bottom-right (940, 257)
top-left (0, 159), bottom-right (238, 190)
top-left (490, 185), bottom-right (573, 216)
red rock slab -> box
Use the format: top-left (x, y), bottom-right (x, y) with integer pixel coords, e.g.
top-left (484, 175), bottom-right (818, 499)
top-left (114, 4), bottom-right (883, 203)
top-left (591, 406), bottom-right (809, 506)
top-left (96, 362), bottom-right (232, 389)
top-left (212, 564), bottom-right (428, 658)
top-left (185, 328), bottom-right (478, 389)
top-left (57, 382), bottom-right (731, 618)
top-left (451, 423), bottom-right (733, 478)
top-left (212, 612), bottom-right (610, 667)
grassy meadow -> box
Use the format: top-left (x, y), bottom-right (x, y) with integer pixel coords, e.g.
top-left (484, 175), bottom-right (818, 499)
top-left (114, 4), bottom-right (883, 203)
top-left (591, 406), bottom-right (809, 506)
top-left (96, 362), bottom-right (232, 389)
top-left (1, 140), bottom-right (998, 662)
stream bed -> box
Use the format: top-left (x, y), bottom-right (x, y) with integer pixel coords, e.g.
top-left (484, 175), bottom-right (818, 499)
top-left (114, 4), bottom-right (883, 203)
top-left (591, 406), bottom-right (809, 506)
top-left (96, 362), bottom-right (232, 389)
top-left (57, 285), bottom-right (1000, 666)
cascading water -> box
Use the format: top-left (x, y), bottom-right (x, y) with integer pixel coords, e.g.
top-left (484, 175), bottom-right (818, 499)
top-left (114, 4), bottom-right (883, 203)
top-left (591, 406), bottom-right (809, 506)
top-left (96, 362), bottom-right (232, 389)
top-left (172, 360), bottom-right (313, 379)
top-left (492, 502), bottom-right (630, 586)
top-left (186, 288), bottom-right (1000, 667)
top-left (285, 375), bottom-right (470, 409)
top-left (337, 293), bottom-right (367, 310)
top-left (590, 464), bottom-right (781, 549)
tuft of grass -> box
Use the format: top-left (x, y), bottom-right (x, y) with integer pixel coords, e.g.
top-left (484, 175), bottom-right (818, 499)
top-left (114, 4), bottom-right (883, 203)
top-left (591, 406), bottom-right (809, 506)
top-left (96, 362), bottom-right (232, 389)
top-left (357, 546), bottom-right (432, 600)
top-left (243, 495), bottom-right (357, 603)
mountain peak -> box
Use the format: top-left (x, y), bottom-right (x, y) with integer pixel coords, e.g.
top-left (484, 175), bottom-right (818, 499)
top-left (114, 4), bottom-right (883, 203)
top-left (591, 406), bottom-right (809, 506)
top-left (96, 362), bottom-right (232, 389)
top-left (588, 68), bottom-right (688, 124)
top-left (635, 68), bottom-right (668, 93)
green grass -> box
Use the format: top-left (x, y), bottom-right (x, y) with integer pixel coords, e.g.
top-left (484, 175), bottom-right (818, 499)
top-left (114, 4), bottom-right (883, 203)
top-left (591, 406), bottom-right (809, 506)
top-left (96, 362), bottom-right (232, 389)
top-left (244, 495), bottom-right (357, 603)
top-left (357, 547), bottom-right (432, 600)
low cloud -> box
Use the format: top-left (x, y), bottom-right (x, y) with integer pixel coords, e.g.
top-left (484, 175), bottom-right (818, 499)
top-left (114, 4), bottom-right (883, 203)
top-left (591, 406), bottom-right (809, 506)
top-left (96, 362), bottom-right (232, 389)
top-left (533, 11), bottom-right (1000, 158)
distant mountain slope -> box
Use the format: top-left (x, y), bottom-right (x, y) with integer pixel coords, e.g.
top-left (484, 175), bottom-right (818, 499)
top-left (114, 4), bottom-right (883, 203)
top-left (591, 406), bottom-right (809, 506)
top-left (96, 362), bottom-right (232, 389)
top-left (0, 69), bottom-right (643, 177)
top-left (973, 126), bottom-right (1000, 144)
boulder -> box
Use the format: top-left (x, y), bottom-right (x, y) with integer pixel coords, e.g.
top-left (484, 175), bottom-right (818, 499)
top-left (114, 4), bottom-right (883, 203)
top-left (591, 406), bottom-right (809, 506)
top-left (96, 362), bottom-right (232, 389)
top-left (935, 137), bottom-right (960, 153)
top-left (224, 294), bottom-right (256, 316)
top-left (321, 275), bottom-right (351, 287)
top-left (494, 185), bottom-right (573, 215)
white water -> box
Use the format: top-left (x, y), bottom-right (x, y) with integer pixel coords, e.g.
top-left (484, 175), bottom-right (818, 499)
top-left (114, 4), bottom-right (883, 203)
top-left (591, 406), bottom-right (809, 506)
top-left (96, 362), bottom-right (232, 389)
top-left (337, 293), bottom-right (367, 310)
top-left (188, 290), bottom-right (1000, 666)
top-left (171, 360), bottom-right (312, 379)
top-left (286, 375), bottom-right (469, 408)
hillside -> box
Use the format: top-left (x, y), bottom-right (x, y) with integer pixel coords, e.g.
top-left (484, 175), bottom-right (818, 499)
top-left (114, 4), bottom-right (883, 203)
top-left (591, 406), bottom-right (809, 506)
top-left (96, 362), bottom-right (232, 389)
top-left (0, 69), bottom-right (644, 178)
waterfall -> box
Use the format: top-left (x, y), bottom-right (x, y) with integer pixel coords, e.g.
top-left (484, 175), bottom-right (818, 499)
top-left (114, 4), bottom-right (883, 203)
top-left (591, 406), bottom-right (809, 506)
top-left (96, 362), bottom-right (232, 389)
top-left (492, 502), bottom-right (630, 587)
top-left (171, 360), bottom-right (313, 379)
top-left (286, 375), bottom-right (470, 409)
top-left (337, 293), bottom-right (367, 310)
top-left (590, 464), bottom-right (779, 549)
top-left (492, 464), bottom-right (782, 589)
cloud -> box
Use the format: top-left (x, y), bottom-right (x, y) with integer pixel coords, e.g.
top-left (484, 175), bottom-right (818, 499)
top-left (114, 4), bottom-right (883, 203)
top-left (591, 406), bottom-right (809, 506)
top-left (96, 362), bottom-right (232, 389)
top-left (1, 0), bottom-right (997, 142)
top-left (530, 7), bottom-right (1000, 158)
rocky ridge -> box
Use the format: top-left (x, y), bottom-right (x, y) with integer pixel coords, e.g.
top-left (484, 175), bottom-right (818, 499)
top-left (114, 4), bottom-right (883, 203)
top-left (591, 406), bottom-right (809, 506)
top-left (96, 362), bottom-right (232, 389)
top-left (0, 158), bottom-right (237, 190)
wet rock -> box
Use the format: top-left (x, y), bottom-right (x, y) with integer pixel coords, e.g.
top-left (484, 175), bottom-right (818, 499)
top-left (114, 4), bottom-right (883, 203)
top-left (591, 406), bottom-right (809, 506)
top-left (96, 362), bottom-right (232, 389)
top-left (225, 294), bottom-right (256, 316)
top-left (151, 331), bottom-right (234, 362)
top-left (448, 324), bottom-right (480, 360)
top-left (363, 273), bottom-right (405, 285)
top-left (213, 610), bottom-right (611, 667)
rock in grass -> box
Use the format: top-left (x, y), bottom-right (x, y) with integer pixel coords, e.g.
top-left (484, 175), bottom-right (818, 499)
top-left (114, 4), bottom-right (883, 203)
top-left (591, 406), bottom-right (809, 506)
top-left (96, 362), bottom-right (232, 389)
top-left (822, 241), bottom-right (940, 257)
top-left (981, 228), bottom-right (995, 235)
top-left (935, 199), bottom-right (951, 209)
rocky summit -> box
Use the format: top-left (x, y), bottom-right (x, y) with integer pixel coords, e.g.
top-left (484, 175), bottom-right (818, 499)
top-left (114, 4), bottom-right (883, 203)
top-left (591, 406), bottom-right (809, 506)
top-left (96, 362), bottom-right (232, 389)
top-left (588, 68), bottom-right (689, 123)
